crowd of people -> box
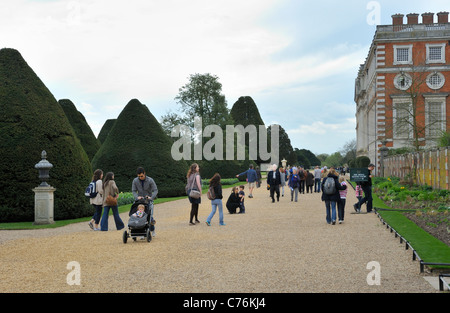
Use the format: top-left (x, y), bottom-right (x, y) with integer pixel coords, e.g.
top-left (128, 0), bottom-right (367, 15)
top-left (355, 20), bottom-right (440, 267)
top-left (87, 162), bottom-right (375, 232)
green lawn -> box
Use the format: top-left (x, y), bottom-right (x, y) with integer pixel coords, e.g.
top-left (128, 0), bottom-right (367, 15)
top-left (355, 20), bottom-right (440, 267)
top-left (372, 188), bottom-right (450, 269)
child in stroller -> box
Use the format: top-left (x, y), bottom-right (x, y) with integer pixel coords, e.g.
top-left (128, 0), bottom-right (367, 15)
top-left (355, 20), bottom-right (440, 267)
top-left (123, 199), bottom-right (155, 243)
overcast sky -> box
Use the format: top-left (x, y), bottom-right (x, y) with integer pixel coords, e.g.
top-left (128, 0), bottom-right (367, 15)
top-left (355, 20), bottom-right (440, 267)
top-left (1, 0), bottom-right (449, 155)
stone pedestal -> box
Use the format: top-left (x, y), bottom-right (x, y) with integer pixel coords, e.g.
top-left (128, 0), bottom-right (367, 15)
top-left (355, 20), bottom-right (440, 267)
top-left (33, 186), bottom-right (56, 225)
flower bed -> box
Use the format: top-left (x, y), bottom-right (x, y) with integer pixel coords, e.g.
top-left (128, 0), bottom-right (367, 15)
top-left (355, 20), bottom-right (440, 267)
top-left (373, 177), bottom-right (450, 246)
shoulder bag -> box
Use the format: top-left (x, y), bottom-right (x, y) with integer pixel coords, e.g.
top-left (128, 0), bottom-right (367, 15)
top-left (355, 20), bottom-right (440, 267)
top-left (188, 175), bottom-right (201, 199)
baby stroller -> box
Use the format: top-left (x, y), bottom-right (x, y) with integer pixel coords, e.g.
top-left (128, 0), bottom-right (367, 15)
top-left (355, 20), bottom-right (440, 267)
top-left (123, 199), bottom-right (155, 243)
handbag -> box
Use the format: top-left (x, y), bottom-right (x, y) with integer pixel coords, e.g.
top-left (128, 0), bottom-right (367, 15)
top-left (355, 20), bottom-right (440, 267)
top-left (105, 195), bottom-right (118, 206)
top-left (188, 175), bottom-right (201, 199)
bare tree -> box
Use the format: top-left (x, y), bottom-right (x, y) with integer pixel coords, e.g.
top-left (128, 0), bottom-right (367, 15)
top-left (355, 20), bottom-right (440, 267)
top-left (386, 61), bottom-right (446, 152)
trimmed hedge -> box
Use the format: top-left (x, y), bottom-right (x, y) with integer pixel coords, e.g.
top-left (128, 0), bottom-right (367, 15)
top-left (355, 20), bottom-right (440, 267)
top-left (0, 48), bottom-right (92, 222)
top-left (59, 99), bottom-right (101, 160)
top-left (97, 119), bottom-right (116, 144)
top-left (91, 99), bottom-right (188, 197)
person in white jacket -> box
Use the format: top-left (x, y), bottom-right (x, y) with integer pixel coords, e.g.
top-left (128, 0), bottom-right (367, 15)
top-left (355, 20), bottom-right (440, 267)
top-left (88, 169), bottom-right (104, 231)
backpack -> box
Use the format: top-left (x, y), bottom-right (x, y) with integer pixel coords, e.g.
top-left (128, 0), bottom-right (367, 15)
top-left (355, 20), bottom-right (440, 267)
top-left (298, 170), bottom-right (305, 179)
top-left (207, 186), bottom-right (216, 200)
top-left (85, 181), bottom-right (98, 198)
top-left (323, 177), bottom-right (336, 195)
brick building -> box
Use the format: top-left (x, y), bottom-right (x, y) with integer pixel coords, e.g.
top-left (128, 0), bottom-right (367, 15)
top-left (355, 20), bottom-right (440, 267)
top-left (355, 12), bottom-right (450, 174)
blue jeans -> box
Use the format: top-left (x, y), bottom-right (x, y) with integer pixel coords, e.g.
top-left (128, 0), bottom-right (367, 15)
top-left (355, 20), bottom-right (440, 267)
top-left (325, 200), bottom-right (337, 224)
top-left (314, 178), bottom-right (321, 192)
top-left (101, 206), bottom-right (124, 231)
top-left (92, 204), bottom-right (103, 224)
top-left (207, 199), bottom-right (224, 225)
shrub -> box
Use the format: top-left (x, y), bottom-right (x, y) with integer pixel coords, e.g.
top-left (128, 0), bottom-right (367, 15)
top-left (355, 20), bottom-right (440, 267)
top-left (59, 99), bottom-right (101, 160)
top-left (0, 48), bottom-right (92, 222)
top-left (91, 99), bottom-right (188, 197)
top-left (97, 119), bottom-right (116, 144)
top-left (354, 156), bottom-right (371, 168)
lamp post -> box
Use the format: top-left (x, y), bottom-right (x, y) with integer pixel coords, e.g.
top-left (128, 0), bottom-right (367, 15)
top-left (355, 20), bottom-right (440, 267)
top-left (33, 150), bottom-right (56, 225)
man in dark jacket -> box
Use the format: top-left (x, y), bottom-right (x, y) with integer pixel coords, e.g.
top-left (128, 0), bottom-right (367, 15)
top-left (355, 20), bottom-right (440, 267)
top-left (321, 168), bottom-right (347, 225)
top-left (267, 164), bottom-right (281, 203)
top-left (132, 167), bottom-right (158, 236)
top-left (353, 164), bottom-right (375, 213)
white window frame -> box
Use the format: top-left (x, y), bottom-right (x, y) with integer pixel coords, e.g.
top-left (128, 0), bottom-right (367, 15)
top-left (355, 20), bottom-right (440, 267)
top-left (392, 98), bottom-right (413, 139)
top-left (393, 72), bottom-right (412, 90)
top-left (426, 43), bottom-right (446, 64)
top-left (424, 96), bottom-right (446, 138)
top-left (426, 72), bottom-right (446, 90)
top-left (393, 45), bottom-right (413, 65)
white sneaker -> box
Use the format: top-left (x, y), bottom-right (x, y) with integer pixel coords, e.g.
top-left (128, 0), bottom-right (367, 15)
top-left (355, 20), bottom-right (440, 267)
top-left (151, 230), bottom-right (156, 237)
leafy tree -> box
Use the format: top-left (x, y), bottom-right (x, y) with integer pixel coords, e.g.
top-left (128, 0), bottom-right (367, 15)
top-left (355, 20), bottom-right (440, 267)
top-left (438, 131), bottom-right (450, 147)
top-left (59, 99), bottom-right (101, 160)
top-left (91, 99), bottom-right (188, 197)
top-left (161, 74), bottom-right (258, 178)
top-left (267, 124), bottom-right (296, 166)
top-left (294, 149), bottom-right (311, 169)
top-left (316, 153), bottom-right (329, 164)
top-left (324, 152), bottom-right (343, 168)
top-left (0, 48), bottom-right (92, 221)
top-left (161, 73), bottom-right (232, 134)
top-left (296, 148), bottom-right (321, 167)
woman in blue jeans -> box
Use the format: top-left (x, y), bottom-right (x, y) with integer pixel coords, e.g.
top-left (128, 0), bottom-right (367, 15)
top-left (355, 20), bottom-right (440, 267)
top-left (206, 173), bottom-right (226, 226)
top-left (321, 168), bottom-right (347, 225)
top-left (100, 172), bottom-right (124, 231)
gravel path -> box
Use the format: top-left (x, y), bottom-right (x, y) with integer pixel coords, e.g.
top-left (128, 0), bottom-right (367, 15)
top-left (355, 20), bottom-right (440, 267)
top-left (0, 183), bottom-right (437, 293)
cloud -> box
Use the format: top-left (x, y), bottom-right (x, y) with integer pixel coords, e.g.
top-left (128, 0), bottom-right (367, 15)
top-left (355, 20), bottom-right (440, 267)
top-left (0, 0), bottom-right (376, 153)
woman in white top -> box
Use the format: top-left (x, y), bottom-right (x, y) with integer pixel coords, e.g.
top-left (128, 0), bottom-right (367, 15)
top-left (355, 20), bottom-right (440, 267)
top-left (88, 169), bottom-right (104, 231)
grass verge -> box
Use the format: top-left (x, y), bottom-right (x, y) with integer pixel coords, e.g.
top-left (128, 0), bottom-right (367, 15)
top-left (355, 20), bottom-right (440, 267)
top-left (373, 193), bottom-right (450, 269)
top-left (0, 181), bottom-right (243, 230)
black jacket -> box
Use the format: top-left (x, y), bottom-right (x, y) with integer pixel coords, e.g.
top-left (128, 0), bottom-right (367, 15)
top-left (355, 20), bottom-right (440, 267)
top-left (267, 170), bottom-right (281, 186)
top-left (226, 192), bottom-right (240, 213)
top-left (321, 174), bottom-right (347, 202)
top-left (211, 184), bottom-right (223, 199)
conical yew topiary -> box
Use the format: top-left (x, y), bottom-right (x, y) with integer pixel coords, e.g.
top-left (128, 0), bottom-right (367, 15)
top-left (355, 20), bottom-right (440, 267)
top-left (91, 99), bottom-right (188, 197)
top-left (59, 99), bottom-right (101, 160)
top-left (97, 119), bottom-right (116, 144)
top-left (230, 96), bottom-right (267, 166)
top-left (0, 48), bottom-right (93, 222)
top-left (230, 96), bottom-right (265, 127)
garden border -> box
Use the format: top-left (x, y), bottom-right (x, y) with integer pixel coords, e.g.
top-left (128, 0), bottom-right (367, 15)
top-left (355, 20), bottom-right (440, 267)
top-left (347, 179), bottom-right (450, 276)
top-left (374, 207), bottom-right (450, 274)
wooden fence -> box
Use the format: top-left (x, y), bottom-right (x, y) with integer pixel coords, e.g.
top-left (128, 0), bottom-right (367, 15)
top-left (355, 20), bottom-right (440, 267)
top-left (383, 147), bottom-right (450, 190)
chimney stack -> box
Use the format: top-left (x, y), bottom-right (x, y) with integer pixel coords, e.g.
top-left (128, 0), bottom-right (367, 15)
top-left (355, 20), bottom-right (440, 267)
top-left (392, 14), bottom-right (404, 25)
top-left (437, 11), bottom-right (449, 24)
top-left (422, 12), bottom-right (434, 24)
top-left (407, 13), bottom-right (419, 25)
